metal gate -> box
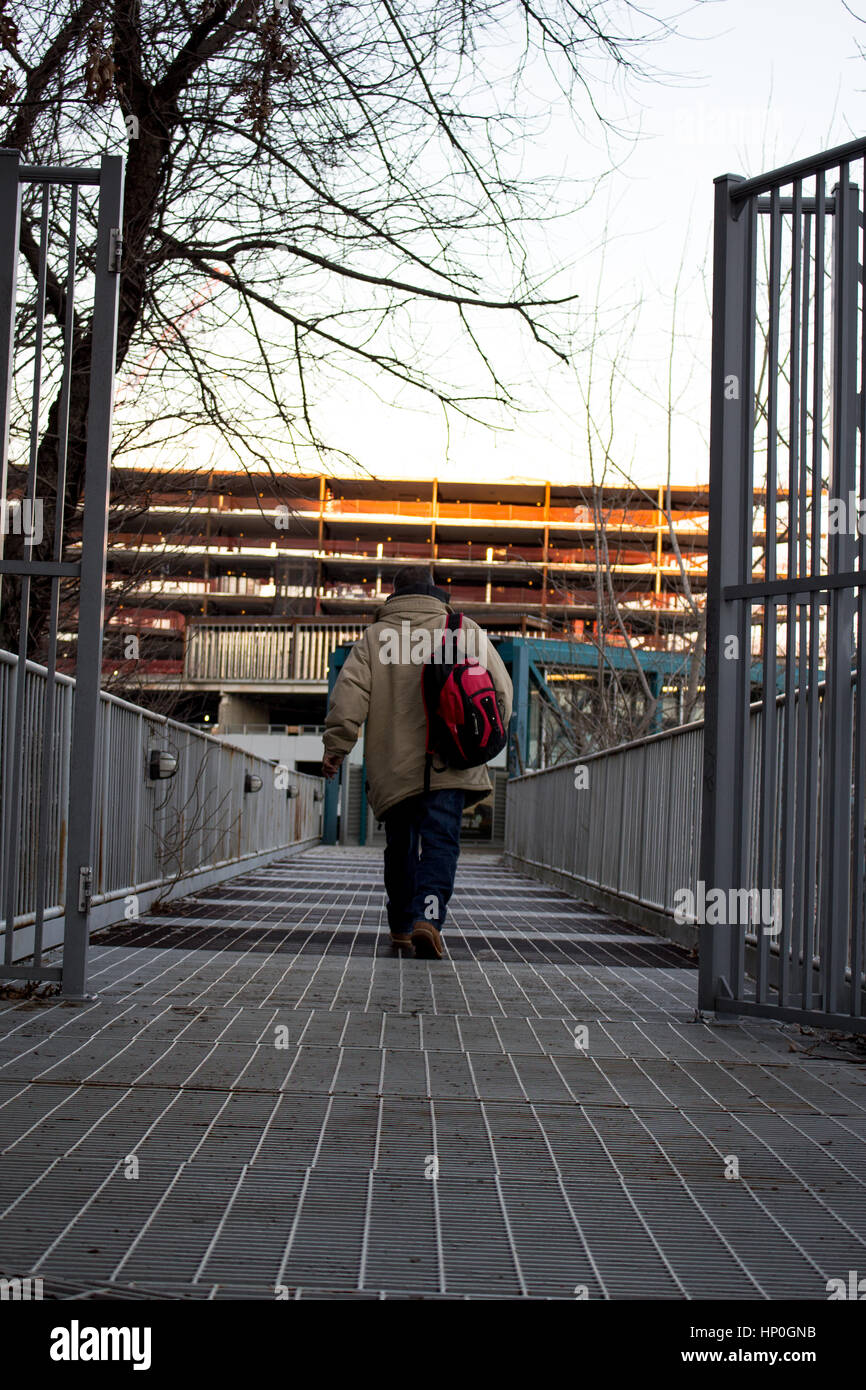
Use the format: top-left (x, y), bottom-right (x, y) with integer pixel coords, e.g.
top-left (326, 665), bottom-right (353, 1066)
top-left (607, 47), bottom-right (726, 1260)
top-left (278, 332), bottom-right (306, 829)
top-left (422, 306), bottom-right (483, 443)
top-left (0, 152), bottom-right (124, 995)
top-left (701, 135), bottom-right (866, 1031)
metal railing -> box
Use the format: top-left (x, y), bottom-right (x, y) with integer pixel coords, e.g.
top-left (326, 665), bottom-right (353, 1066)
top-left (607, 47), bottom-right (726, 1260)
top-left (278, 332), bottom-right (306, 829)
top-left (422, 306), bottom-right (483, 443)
top-left (505, 720), bottom-right (704, 934)
top-left (703, 134), bottom-right (866, 1031)
top-left (217, 723), bottom-right (326, 736)
top-left (507, 139), bottom-right (864, 1031)
top-left (184, 621), bottom-right (365, 683)
top-left (0, 151), bottom-right (125, 993)
top-left (0, 649), bottom-right (323, 972)
top-left (506, 681), bottom-right (866, 1030)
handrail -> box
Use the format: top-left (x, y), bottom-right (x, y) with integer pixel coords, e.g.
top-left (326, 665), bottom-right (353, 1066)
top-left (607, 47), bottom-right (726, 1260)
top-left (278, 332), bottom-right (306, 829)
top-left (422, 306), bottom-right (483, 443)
top-left (729, 133), bottom-right (866, 201)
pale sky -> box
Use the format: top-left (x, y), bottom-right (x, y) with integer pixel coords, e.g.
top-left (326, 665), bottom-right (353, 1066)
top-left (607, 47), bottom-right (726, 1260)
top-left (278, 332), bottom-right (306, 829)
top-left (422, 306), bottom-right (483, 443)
top-left (304, 0), bottom-right (866, 490)
top-left (127, 0), bottom-right (866, 492)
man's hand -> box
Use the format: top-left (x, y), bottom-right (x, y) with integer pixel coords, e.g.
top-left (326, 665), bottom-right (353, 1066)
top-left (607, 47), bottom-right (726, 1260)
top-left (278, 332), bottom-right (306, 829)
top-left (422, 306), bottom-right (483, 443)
top-left (322, 752), bottom-right (344, 780)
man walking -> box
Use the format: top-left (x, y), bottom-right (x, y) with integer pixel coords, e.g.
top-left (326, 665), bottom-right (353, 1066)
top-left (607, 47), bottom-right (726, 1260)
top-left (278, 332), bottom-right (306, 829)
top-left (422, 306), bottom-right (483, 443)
top-left (321, 566), bottom-right (513, 958)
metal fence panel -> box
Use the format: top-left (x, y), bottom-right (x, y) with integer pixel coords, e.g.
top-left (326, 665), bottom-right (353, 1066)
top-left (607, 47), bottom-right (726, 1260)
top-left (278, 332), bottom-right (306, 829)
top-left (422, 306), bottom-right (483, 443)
top-left (183, 621), bottom-right (365, 684)
top-left (505, 721), bottom-right (704, 924)
top-left (703, 136), bottom-right (866, 1031)
top-left (0, 153), bottom-right (122, 989)
top-left (0, 649), bottom-right (323, 976)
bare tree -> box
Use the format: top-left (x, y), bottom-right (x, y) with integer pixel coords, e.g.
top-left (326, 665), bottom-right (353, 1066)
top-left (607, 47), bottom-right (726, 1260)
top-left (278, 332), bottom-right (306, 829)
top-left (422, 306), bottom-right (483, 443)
top-left (0, 0), bottom-right (696, 655)
top-left (525, 224), bottom-right (712, 759)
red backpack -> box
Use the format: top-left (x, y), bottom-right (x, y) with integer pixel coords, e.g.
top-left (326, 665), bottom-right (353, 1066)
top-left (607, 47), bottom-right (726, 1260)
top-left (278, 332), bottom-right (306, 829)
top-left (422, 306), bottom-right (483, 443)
top-left (421, 612), bottom-right (507, 790)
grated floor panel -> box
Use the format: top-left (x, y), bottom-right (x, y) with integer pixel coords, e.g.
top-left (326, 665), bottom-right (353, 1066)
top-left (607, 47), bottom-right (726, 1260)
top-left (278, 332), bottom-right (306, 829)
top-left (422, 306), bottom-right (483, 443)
top-left (1, 847), bottom-right (864, 1300)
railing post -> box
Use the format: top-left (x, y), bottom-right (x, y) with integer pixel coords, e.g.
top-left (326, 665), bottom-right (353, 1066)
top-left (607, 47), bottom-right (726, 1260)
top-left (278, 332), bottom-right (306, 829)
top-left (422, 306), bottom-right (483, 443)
top-left (699, 174), bottom-right (753, 1013)
top-left (822, 172), bottom-right (859, 1013)
top-left (61, 155), bottom-right (124, 998)
top-left (0, 150), bottom-right (20, 585)
top-left (0, 151), bottom-right (21, 955)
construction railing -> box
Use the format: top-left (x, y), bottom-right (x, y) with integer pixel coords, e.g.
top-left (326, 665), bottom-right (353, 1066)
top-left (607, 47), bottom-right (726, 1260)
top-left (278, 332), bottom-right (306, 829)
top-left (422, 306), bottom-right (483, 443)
top-left (184, 620), bottom-right (365, 684)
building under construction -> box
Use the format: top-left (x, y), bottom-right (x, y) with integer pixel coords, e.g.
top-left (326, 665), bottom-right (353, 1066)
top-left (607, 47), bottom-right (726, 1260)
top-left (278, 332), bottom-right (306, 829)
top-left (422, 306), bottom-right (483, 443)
top-left (103, 468), bottom-right (709, 673)
top-left (84, 468), bottom-right (715, 837)
top-left (77, 467), bottom-right (717, 843)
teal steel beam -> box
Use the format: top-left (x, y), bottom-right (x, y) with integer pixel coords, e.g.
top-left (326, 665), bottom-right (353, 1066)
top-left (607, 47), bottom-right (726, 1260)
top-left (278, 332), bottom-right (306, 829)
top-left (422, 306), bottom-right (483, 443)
top-left (527, 657), bottom-right (571, 726)
top-left (509, 640), bottom-right (530, 774)
top-left (494, 636), bottom-right (786, 693)
top-left (322, 647), bottom-right (348, 844)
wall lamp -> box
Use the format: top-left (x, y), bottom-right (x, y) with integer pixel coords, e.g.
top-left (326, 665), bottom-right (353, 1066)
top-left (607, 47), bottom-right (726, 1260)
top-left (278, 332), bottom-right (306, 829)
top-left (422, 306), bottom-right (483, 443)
top-left (244, 772), bottom-right (263, 794)
top-left (148, 749), bottom-right (178, 780)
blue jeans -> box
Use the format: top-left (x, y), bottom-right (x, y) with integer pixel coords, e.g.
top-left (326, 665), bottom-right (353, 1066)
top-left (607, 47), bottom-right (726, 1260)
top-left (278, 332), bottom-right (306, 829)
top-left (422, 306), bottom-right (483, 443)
top-left (383, 789), bottom-right (465, 933)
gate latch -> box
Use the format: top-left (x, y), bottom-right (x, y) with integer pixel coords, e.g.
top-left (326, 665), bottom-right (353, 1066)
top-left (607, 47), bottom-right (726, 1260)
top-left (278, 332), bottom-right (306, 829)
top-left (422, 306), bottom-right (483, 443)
top-left (108, 228), bottom-right (123, 274)
top-left (78, 865), bottom-right (93, 915)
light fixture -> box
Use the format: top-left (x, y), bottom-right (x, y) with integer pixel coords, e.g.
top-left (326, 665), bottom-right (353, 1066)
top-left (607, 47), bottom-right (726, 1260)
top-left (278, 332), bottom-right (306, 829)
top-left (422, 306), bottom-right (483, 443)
top-left (244, 772), bottom-right (263, 794)
top-left (148, 749), bottom-right (178, 780)
top-left (286, 785), bottom-right (299, 799)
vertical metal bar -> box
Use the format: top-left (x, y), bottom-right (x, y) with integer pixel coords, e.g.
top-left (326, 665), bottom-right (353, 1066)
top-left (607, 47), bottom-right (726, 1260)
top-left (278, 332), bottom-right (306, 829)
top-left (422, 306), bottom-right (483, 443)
top-left (0, 150), bottom-right (21, 965)
top-left (0, 150), bottom-right (21, 590)
top-left (820, 169), bottom-right (858, 1015)
top-left (778, 181), bottom-right (802, 1004)
top-left (756, 188), bottom-right (781, 1002)
top-left (61, 154), bottom-right (124, 998)
top-left (793, 205), bottom-right (811, 998)
top-left (852, 157), bottom-right (866, 1017)
top-left (700, 174), bottom-right (753, 1013)
top-left (663, 734), bottom-right (678, 910)
top-left (802, 175), bottom-right (826, 1010)
top-left (33, 187), bottom-right (78, 961)
top-left (733, 196), bottom-right (759, 1005)
top-left (2, 185), bottom-right (50, 966)
top-left (96, 695), bottom-right (111, 895)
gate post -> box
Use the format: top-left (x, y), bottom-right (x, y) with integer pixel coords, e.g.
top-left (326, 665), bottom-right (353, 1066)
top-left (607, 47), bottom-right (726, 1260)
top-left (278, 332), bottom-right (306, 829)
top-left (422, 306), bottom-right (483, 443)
top-left (822, 172), bottom-right (859, 1014)
top-left (0, 150), bottom-right (21, 931)
top-left (61, 154), bottom-right (124, 998)
top-left (0, 150), bottom-right (21, 580)
top-left (699, 174), bottom-right (754, 1013)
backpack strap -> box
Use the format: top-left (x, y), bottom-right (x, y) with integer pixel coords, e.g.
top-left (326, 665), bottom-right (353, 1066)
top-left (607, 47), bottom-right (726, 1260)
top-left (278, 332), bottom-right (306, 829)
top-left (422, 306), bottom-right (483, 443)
top-left (424, 612), bottom-right (465, 793)
top-left (443, 610), bottom-right (463, 659)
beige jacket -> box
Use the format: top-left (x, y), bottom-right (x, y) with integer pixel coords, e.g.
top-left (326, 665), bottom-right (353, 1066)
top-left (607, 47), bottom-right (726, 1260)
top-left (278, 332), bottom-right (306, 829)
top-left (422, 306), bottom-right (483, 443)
top-left (323, 593), bottom-right (513, 820)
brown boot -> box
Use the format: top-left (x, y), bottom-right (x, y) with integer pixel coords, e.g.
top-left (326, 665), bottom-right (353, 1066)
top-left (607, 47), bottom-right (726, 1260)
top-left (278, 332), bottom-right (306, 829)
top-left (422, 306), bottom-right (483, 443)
top-left (411, 920), bottom-right (444, 959)
top-left (389, 930), bottom-right (414, 952)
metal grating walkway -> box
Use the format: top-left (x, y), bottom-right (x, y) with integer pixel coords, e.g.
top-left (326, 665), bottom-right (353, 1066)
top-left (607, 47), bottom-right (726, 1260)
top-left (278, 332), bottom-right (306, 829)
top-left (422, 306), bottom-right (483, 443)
top-left (1, 847), bottom-right (865, 1300)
